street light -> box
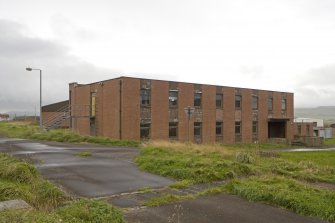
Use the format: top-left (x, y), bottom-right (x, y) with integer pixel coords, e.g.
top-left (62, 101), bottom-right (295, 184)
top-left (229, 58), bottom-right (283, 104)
top-left (26, 67), bottom-right (43, 130)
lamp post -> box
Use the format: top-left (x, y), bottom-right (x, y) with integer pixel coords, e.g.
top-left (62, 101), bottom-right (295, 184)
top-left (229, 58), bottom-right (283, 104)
top-left (26, 67), bottom-right (43, 130)
top-left (184, 106), bottom-right (195, 143)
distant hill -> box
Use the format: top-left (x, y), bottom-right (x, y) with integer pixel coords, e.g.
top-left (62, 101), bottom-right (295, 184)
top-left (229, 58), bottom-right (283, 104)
top-left (295, 106), bottom-right (335, 125)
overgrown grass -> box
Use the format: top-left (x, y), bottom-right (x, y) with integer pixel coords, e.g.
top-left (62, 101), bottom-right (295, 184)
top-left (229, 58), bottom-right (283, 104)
top-left (280, 151), bottom-right (335, 168)
top-left (137, 141), bottom-right (335, 222)
top-left (76, 151), bottom-right (93, 157)
top-left (226, 176), bottom-right (335, 222)
top-left (0, 153), bottom-right (124, 223)
top-left (0, 121), bottom-right (139, 147)
top-left (324, 138), bottom-right (335, 146)
top-left (136, 143), bottom-right (257, 184)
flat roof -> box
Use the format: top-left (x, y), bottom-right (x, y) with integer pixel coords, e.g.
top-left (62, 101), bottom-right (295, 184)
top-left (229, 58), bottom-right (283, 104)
top-left (70, 76), bottom-right (293, 94)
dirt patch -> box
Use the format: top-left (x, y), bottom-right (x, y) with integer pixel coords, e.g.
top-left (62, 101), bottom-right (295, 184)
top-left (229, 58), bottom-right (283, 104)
top-left (310, 182), bottom-right (335, 191)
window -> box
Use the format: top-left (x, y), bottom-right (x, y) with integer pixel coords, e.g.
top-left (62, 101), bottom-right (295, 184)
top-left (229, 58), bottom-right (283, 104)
top-left (140, 123), bottom-right (150, 139)
top-left (216, 122), bottom-right (223, 135)
top-left (194, 122), bottom-right (202, 136)
top-left (140, 89), bottom-right (151, 106)
top-left (235, 95), bottom-right (242, 109)
top-left (252, 96), bottom-right (258, 110)
top-left (298, 125), bottom-right (301, 136)
top-left (216, 94), bottom-right (223, 108)
top-left (268, 98), bottom-right (273, 111)
top-left (194, 93), bottom-right (202, 107)
top-left (252, 121), bottom-right (258, 134)
top-left (281, 98), bottom-right (287, 111)
top-left (169, 91), bottom-right (178, 107)
top-left (169, 122), bottom-right (178, 138)
top-left (235, 121), bottom-right (241, 134)
top-left (90, 92), bottom-right (96, 117)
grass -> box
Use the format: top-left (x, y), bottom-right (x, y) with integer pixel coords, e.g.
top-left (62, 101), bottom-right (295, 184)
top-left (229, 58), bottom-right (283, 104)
top-left (136, 143), bottom-right (257, 184)
top-left (76, 151), bottom-right (92, 157)
top-left (0, 121), bottom-right (139, 147)
top-left (325, 138), bottom-right (335, 146)
top-left (226, 175), bottom-right (335, 222)
top-left (137, 141), bottom-right (335, 222)
top-left (280, 151), bottom-right (335, 168)
top-left (0, 153), bottom-right (124, 223)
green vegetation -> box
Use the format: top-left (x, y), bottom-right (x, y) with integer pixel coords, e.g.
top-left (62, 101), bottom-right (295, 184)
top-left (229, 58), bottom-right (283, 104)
top-left (227, 176), bottom-right (335, 222)
top-left (76, 151), bottom-right (92, 157)
top-left (280, 151), bottom-right (335, 168)
top-left (137, 141), bottom-right (335, 222)
top-left (325, 138), bottom-right (335, 146)
top-left (0, 153), bottom-right (124, 223)
top-left (0, 121), bottom-right (139, 147)
top-left (144, 194), bottom-right (194, 207)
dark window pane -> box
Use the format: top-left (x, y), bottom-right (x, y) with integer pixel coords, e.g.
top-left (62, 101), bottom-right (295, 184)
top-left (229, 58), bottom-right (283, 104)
top-left (140, 123), bottom-right (150, 139)
top-left (235, 95), bottom-right (242, 109)
top-left (169, 91), bottom-right (178, 107)
top-left (194, 93), bottom-right (202, 107)
top-left (169, 122), bottom-right (178, 138)
top-left (140, 89), bottom-right (151, 106)
top-left (235, 121), bottom-right (241, 134)
top-left (252, 121), bottom-right (258, 133)
top-left (216, 94), bottom-right (223, 108)
top-left (194, 122), bottom-right (202, 136)
top-left (216, 122), bottom-right (222, 135)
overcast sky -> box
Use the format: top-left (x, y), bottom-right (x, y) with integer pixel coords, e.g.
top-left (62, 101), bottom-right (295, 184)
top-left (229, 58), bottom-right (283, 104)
top-left (0, 0), bottom-right (335, 113)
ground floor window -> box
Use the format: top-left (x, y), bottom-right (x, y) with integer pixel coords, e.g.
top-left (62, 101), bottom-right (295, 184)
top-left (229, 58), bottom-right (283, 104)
top-left (194, 122), bottom-right (202, 136)
top-left (235, 121), bottom-right (241, 134)
top-left (140, 123), bottom-right (150, 139)
top-left (216, 122), bottom-right (223, 136)
top-left (169, 122), bottom-right (178, 139)
top-left (252, 121), bottom-right (258, 134)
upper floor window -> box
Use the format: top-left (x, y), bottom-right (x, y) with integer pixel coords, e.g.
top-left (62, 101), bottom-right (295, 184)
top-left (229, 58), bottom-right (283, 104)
top-left (268, 98), bottom-right (273, 111)
top-left (140, 89), bottom-right (151, 106)
top-left (216, 94), bottom-right (223, 108)
top-left (169, 90), bottom-right (178, 107)
top-left (235, 95), bottom-right (242, 109)
top-left (252, 96), bottom-right (258, 110)
top-left (281, 98), bottom-right (287, 111)
top-left (194, 92), bottom-right (202, 107)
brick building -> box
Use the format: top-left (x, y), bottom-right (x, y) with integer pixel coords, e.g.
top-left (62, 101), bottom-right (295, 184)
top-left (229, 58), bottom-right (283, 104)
top-left (69, 76), bottom-right (294, 144)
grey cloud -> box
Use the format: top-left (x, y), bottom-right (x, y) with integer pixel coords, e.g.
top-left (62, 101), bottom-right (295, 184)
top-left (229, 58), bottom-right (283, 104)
top-left (0, 19), bottom-right (119, 113)
top-left (293, 64), bottom-right (335, 107)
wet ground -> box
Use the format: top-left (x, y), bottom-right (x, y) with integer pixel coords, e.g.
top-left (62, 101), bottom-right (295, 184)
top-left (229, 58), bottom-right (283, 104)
top-left (0, 138), bottom-right (331, 223)
top-left (0, 138), bottom-right (173, 197)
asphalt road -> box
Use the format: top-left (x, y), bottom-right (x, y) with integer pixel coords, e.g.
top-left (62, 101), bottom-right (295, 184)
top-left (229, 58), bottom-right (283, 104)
top-left (0, 138), bottom-right (173, 197)
top-left (125, 194), bottom-right (328, 223)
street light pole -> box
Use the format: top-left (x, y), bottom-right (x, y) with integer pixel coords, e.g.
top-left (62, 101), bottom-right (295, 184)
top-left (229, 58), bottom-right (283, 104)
top-left (26, 67), bottom-right (43, 130)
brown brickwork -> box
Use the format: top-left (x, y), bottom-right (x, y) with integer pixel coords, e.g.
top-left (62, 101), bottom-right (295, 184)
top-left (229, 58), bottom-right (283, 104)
top-left (69, 76), bottom-right (295, 144)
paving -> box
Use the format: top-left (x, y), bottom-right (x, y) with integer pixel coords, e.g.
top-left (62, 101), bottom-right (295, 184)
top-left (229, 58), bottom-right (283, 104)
top-left (125, 194), bottom-right (328, 223)
top-left (0, 138), bottom-right (173, 197)
top-left (0, 138), bottom-right (331, 222)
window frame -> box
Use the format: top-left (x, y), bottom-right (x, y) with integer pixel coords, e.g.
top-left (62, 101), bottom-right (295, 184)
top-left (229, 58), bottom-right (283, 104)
top-left (216, 121), bottom-right (223, 136)
top-left (235, 95), bottom-right (242, 109)
top-left (252, 95), bottom-right (258, 110)
top-left (268, 97), bottom-right (273, 111)
top-left (169, 122), bottom-right (178, 139)
top-left (169, 90), bottom-right (178, 107)
top-left (194, 122), bottom-right (202, 136)
top-left (281, 98), bottom-right (287, 111)
top-left (216, 94), bottom-right (223, 109)
top-left (140, 89), bottom-right (151, 107)
top-left (140, 123), bottom-right (150, 139)
top-left (194, 92), bottom-right (202, 107)
top-left (235, 121), bottom-right (241, 134)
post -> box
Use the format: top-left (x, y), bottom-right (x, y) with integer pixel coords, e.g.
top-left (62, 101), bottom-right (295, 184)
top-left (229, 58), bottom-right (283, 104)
top-left (184, 106), bottom-right (195, 143)
top-left (39, 69), bottom-right (42, 130)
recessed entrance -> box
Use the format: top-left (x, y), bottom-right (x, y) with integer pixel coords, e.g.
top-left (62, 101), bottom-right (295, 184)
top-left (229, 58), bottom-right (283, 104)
top-left (268, 119), bottom-right (286, 138)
